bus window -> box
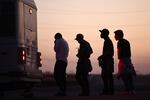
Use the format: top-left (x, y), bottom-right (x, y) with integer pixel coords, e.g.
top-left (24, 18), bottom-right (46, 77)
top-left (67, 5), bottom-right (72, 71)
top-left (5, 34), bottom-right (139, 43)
top-left (0, 0), bottom-right (16, 37)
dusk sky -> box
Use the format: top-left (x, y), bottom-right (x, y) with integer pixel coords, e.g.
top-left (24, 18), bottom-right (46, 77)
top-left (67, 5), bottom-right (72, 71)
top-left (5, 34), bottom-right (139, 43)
top-left (34, 0), bottom-right (150, 75)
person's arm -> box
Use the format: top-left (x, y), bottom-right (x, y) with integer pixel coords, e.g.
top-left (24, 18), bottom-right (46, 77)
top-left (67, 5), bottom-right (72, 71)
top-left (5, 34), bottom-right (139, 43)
top-left (117, 47), bottom-right (121, 59)
top-left (54, 40), bottom-right (60, 52)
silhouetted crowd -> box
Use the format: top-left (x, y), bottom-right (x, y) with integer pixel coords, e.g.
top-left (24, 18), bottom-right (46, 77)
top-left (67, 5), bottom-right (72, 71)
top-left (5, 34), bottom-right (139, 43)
top-left (53, 29), bottom-right (136, 96)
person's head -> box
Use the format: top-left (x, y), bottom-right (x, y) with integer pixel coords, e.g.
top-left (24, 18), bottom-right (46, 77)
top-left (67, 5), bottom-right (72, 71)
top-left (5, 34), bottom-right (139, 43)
top-left (75, 33), bottom-right (84, 43)
top-left (54, 32), bottom-right (62, 40)
top-left (99, 28), bottom-right (109, 39)
top-left (114, 30), bottom-right (124, 41)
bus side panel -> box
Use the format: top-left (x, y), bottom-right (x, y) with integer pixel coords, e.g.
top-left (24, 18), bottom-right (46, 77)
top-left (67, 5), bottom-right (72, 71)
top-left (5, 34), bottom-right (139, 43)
top-left (0, 45), bottom-right (18, 72)
top-left (24, 4), bottom-right (41, 76)
top-left (17, 0), bottom-right (25, 46)
top-left (0, 0), bottom-right (24, 73)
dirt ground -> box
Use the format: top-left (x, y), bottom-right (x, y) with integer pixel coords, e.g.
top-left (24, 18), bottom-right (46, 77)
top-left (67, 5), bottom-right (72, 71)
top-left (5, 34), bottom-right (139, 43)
top-left (1, 75), bottom-right (150, 100)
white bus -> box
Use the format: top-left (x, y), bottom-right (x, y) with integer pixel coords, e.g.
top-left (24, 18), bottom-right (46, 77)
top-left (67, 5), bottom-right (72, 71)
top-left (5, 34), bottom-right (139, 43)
top-left (0, 0), bottom-right (42, 96)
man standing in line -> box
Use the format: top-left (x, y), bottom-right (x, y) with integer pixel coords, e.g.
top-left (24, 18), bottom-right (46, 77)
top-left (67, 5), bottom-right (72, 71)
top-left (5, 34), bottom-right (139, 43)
top-left (114, 30), bottom-right (136, 94)
top-left (98, 28), bottom-right (114, 95)
top-left (75, 33), bottom-right (93, 96)
top-left (54, 33), bottom-right (69, 96)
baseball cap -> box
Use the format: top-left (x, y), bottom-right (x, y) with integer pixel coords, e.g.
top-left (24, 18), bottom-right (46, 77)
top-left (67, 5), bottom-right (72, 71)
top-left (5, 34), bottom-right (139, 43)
top-left (99, 28), bottom-right (109, 35)
top-left (75, 33), bottom-right (84, 40)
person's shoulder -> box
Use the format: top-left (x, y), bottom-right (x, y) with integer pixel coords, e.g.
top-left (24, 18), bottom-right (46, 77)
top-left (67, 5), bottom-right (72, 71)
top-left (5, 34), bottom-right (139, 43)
top-left (123, 39), bottom-right (130, 44)
top-left (55, 38), bottom-right (63, 44)
top-left (62, 38), bottom-right (68, 43)
top-left (118, 39), bottom-right (123, 46)
top-left (61, 38), bottom-right (69, 46)
top-left (85, 40), bottom-right (91, 47)
top-left (58, 38), bottom-right (65, 42)
top-left (85, 39), bottom-right (90, 44)
top-left (56, 38), bottom-right (61, 42)
top-left (107, 37), bottom-right (113, 43)
top-left (119, 38), bottom-right (126, 42)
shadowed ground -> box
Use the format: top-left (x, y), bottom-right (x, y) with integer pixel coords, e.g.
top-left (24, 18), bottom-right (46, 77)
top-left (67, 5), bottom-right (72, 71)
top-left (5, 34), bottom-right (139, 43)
top-left (1, 75), bottom-right (150, 100)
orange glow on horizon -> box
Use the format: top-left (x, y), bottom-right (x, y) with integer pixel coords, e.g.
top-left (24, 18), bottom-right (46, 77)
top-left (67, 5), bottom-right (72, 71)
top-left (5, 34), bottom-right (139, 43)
top-left (35, 0), bottom-right (150, 75)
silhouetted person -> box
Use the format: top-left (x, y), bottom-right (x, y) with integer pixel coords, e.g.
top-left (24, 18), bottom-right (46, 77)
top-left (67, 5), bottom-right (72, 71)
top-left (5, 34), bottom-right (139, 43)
top-left (114, 30), bottom-right (136, 94)
top-left (75, 34), bottom-right (93, 96)
top-left (54, 33), bottom-right (69, 96)
top-left (98, 28), bottom-right (114, 95)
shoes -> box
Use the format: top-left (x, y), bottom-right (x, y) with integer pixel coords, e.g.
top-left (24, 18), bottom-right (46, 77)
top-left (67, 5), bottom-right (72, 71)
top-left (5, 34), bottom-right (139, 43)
top-left (55, 92), bottom-right (66, 96)
top-left (121, 91), bottom-right (136, 95)
top-left (100, 90), bottom-right (114, 95)
top-left (128, 91), bottom-right (136, 95)
top-left (78, 93), bottom-right (89, 96)
top-left (21, 92), bottom-right (33, 98)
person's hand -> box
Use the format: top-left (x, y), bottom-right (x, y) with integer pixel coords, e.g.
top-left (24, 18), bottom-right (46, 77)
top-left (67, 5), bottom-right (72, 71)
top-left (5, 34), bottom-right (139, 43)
top-left (97, 55), bottom-right (103, 60)
top-left (76, 54), bottom-right (79, 58)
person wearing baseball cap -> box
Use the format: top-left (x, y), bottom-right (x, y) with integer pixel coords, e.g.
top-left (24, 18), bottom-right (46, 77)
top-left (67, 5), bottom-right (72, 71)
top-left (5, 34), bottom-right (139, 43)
top-left (98, 28), bottom-right (114, 95)
top-left (75, 33), bottom-right (84, 40)
top-left (75, 33), bottom-right (93, 96)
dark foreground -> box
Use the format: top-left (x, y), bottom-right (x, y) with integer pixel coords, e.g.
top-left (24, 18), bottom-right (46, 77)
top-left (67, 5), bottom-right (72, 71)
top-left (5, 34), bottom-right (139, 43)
top-left (1, 75), bottom-right (150, 100)
top-left (2, 95), bottom-right (150, 100)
